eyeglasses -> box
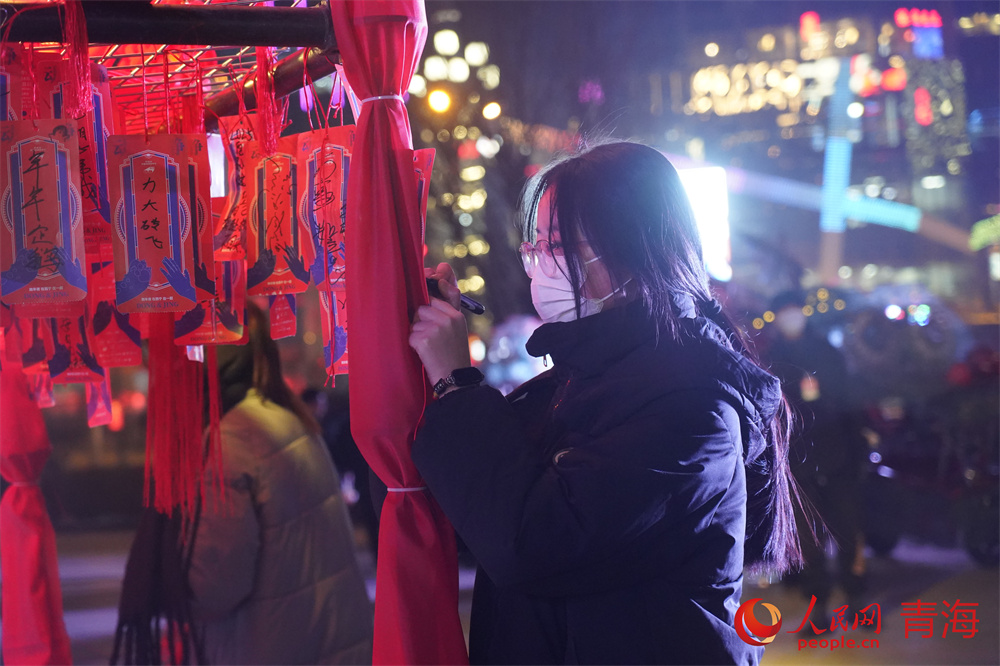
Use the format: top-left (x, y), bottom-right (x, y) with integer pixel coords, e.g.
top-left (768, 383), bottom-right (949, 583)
top-left (519, 239), bottom-right (565, 278)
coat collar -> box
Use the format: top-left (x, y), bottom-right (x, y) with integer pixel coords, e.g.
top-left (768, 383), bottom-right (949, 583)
top-left (525, 298), bottom-right (665, 376)
top-left (524, 294), bottom-right (782, 428)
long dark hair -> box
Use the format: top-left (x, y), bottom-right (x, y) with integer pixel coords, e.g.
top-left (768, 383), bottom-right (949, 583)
top-left (238, 301), bottom-right (321, 435)
top-left (519, 140), bottom-right (803, 574)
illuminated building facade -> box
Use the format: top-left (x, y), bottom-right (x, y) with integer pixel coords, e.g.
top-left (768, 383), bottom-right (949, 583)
top-left (635, 5), bottom-right (997, 314)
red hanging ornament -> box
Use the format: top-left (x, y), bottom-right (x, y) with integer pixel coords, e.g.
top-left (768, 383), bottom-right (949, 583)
top-left (255, 47), bottom-right (281, 157)
top-left (59, 0), bottom-right (92, 119)
top-left (145, 313), bottom-right (212, 515)
top-left (204, 344), bottom-right (224, 507)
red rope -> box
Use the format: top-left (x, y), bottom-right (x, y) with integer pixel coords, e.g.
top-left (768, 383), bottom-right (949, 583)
top-left (60, 0), bottom-right (92, 119)
top-left (255, 46), bottom-right (279, 155)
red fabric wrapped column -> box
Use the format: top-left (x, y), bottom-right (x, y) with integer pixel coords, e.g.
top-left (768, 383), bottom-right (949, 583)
top-left (0, 366), bottom-right (73, 665)
top-left (329, 1), bottom-right (468, 663)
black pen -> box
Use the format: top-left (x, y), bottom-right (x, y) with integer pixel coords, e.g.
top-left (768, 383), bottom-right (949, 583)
top-left (426, 277), bottom-right (486, 315)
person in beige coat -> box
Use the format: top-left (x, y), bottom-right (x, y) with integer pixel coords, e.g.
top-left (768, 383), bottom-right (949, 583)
top-left (188, 303), bottom-right (374, 665)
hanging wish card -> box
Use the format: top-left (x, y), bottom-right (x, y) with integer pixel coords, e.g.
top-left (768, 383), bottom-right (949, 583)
top-left (0, 49), bottom-right (61, 120)
top-left (77, 64), bottom-right (116, 255)
top-left (40, 58), bottom-right (117, 255)
top-left (87, 246), bottom-right (141, 368)
top-left (1, 119), bottom-right (87, 306)
top-left (108, 134), bottom-right (198, 313)
top-left (319, 287), bottom-right (348, 378)
top-left (20, 317), bottom-right (53, 374)
top-left (246, 135), bottom-right (313, 296)
top-left (268, 293), bottom-right (296, 339)
top-left (298, 126), bottom-right (354, 292)
top-left (174, 259), bottom-right (246, 346)
top-left (48, 312), bottom-right (105, 384)
top-left (214, 114), bottom-right (259, 261)
top-left (28, 370), bottom-right (55, 408)
top-left (0, 45), bottom-right (23, 121)
top-left (86, 373), bottom-right (113, 427)
top-left (184, 135), bottom-right (216, 302)
top-left (13, 298), bottom-right (86, 320)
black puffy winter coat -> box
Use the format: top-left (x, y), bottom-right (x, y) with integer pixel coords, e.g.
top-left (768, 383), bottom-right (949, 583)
top-left (413, 298), bottom-right (782, 665)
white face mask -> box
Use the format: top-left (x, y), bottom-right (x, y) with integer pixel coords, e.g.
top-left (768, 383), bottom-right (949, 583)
top-left (530, 255), bottom-right (625, 324)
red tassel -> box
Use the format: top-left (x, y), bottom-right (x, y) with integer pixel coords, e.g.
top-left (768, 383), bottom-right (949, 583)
top-left (255, 46), bottom-right (280, 156)
top-left (60, 0), bottom-right (92, 119)
top-left (145, 313), bottom-right (210, 516)
top-left (204, 345), bottom-right (226, 511)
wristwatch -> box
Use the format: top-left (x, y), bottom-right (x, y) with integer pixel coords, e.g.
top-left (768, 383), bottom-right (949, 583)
top-left (432, 367), bottom-right (484, 397)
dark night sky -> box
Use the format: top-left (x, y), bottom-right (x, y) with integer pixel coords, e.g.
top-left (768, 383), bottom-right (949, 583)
top-left (420, 1), bottom-right (999, 284)
top-left (433, 1), bottom-right (1000, 132)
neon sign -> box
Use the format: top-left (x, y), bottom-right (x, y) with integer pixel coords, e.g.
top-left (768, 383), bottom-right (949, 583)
top-left (800, 11), bottom-right (821, 41)
top-left (895, 8), bottom-right (943, 28)
top-left (913, 87), bottom-right (933, 126)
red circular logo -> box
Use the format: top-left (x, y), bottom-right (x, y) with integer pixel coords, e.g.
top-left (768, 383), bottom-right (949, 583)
top-left (735, 598), bottom-right (783, 646)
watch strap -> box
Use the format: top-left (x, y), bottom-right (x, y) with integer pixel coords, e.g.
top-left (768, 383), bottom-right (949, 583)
top-left (432, 367), bottom-right (484, 397)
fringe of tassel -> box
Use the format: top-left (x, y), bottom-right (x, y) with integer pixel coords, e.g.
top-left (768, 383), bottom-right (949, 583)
top-left (60, 0), bottom-right (93, 119)
top-left (255, 46), bottom-right (280, 156)
top-left (145, 314), bottom-right (223, 516)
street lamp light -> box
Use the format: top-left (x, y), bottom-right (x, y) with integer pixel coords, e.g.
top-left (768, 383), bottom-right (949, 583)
top-left (448, 57), bottom-right (470, 83)
top-left (428, 89), bottom-right (451, 113)
top-left (434, 29), bottom-right (460, 56)
top-left (464, 42), bottom-right (489, 67)
top-left (425, 55), bottom-right (448, 81)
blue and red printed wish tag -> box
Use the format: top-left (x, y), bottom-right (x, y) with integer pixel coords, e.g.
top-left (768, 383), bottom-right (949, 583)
top-left (319, 287), bottom-right (348, 378)
top-left (1, 118), bottom-right (87, 306)
top-left (108, 134), bottom-right (199, 313)
top-left (74, 63), bottom-right (116, 256)
top-left (18, 318), bottom-right (53, 375)
top-left (184, 135), bottom-right (216, 302)
top-left (85, 373), bottom-right (113, 427)
top-left (2, 50), bottom-right (117, 255)
top-left (246, 134), bottom-right (313, 296)
top-left (268, 293), bottom-right (296, 339)
top-left (87, 245), bottom-right (141, 368)
top-left (47, 311), bottom-right (104, 385)
top-left (173, 259), bottom-right (246, 346)
top-left (45, 58), bottom-right (117, 256)
top-left (214, 114), bottom-right (259, 261)
top-left (298, 126), bottom-right (354, 292)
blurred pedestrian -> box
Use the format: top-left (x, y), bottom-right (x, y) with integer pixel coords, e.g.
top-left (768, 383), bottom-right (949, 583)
top-left (189, 303), bottom-right (373, 664)
top-left (408, 141), bottom-right (804, 664)
top-left (302, 381), bottom-right (380, 556)
top-left (113, 303), bottom-right (374, 665)
top-left (763, 290), bottom-right (868, 629)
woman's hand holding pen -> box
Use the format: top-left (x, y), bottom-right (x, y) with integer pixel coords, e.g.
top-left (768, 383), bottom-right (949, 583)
top-left (409, 262), bottom-right (471, 389)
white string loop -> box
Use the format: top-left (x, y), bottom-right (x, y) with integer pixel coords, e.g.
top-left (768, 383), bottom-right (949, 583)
top-left (361, 94), bottom-right (404, 104)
